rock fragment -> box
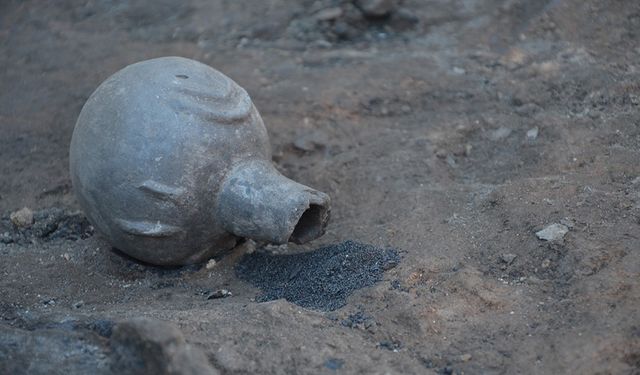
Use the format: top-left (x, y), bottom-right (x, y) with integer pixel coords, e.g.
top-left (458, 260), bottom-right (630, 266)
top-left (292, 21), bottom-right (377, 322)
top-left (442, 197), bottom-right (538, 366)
top-left (206, 289), bottom-right (232, 299)
top-left (389, 7), bottom-right (419, 30)
top-left (110, 318), bottom-right (218, 375)
top-left (489, 127), bottom-right (512, 141)
top-left (499, 253), bottom-right (517, 264)
top-left (526, 127), bottom-right (539, 141)
top-left (0, 324), bottom-right (111, 375)
top-left (293, 130), bottom-right (329, 152)
top-left (10, 207), bottom-right (33, 228)
top-left (354, 0), bottom-right (399, 18)
top-left (314, 7), bottom-right (343, 21)
top-left (205, 259), bottom-right (217, 269)
top-left (535, 223), bottom-right (569, 242)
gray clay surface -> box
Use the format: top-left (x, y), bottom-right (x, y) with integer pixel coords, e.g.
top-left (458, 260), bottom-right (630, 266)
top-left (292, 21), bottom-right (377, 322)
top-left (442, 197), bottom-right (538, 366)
top-left (70, 57), bottom-right (330, 265)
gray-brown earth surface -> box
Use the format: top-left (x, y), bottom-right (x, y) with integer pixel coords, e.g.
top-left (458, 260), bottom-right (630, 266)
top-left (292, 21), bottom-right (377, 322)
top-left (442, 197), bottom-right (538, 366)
top-left (1, 0), bottom-right (639, 374)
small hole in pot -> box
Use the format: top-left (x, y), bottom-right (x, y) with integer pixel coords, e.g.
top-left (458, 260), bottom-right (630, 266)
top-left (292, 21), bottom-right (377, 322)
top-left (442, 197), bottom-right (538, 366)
top-left (175, 74), bottom-right (189, 79)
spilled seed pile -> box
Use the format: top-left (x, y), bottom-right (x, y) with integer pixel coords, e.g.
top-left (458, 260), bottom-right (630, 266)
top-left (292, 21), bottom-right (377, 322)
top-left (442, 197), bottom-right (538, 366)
top-left (235, 240), bottom-right (399, 311)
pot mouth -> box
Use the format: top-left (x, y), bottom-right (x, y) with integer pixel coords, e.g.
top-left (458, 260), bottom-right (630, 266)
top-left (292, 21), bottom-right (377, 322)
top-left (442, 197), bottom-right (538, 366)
top-left (216, 160), bottom-right (331, 245)
top-left (289, 201), bottom-right (330, 244)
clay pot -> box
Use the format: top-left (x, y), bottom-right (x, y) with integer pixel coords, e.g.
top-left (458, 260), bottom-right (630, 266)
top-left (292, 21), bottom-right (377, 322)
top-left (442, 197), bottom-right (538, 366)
top-left (70, 57), bottom-right (330, 265)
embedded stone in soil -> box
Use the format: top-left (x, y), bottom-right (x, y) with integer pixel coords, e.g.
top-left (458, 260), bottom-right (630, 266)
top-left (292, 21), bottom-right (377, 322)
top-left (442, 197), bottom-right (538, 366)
top-left (235, 240), bottom-right (399, 311)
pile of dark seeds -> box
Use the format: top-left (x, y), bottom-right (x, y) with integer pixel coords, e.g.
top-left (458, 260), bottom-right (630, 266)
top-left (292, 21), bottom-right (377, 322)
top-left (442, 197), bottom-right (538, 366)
top-left (235, 240), bottom-right (399, 311)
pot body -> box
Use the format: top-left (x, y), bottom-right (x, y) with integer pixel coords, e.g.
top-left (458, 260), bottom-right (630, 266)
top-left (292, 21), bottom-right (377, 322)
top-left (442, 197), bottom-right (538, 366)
top-left (70, 57), bottom-right (329, 265)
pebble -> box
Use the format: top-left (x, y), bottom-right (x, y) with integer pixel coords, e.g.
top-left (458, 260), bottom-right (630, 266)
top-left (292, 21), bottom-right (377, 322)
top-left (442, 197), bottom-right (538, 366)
top-left (526, 127), bottom-right (539, 141)
top-left (489, 127), bottom-right (512, 141)
top-left (0, 232), bottom-right (12, 244)
top-left (293, 130), bottom-right (329, 152)
top-left (111, 318), bottom-right (218, 375)
top-left (500, 253), bottom-right (517, 264)
top-left (535, 223), bottom-right (569, 242)
top-left (73, 300), bottom-right (84, 309)
top-left (389, 7), bottom-right (419, 30)
top-left (560, 217), bottom-right (575, 229)
top-left (354, 0), bottom-right (398, 17)
top-left (452, 66), bottom-right (466, 75)
top-left (314, 7), bottom-right (343, 21)
top-left (206, 289), bottom-right (232, 299)
top-left (205, 259), bottom-right (217, 270)
top-left (324, 358), bottom-right (345, 370)
top-left (460, 353), bottom-right (472, 362)
top-left (446, 155), bottom-right (457, 168)
top-left (10, 207), bottom-right (34, 228)
top-left (311, 39), bottom-right (333, 49)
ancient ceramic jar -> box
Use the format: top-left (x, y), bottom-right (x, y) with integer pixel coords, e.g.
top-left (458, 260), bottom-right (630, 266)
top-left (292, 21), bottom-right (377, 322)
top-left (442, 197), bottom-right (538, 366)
top-left (69, 57), bottom-right (330, 265)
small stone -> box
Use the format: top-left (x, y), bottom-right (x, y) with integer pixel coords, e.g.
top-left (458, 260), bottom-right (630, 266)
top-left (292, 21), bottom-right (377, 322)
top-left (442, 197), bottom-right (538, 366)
top-left (460, 353), bottom-right (472, 362)
top-left (205, 259), bottom-right (217, 270)
top-left (435, 149), bottom-right (448, 159)
top-left (354, 0), bottom-right (398, 17)
top-left (378, 339), bottom-right (402, 351)
top-left (73, 300), bottom-right (84, 309)
top-left (535, 223), bottom-right (569, 242)
top-left (489, 127), bottom-right (512, 141)
top-left (559, 217), bottom-right (575, 229)
top-left (10, 207), bottom-right (33, 228)
top-left (500, 253), bottom-right (517, 264)
top-left (111, 318), bottom-right (218, 375)
top-left (324, 358), bottom-right (344, 370)
top-left (541, 259), bottom-right (551, 268)
top-left (389, 7), bottom-right (419, 30)
top-left (452, 66), bottom-right (466, 75)
top-left (446, 154), bottom-right (457, 167)
top-left (311, 39), bottom-right (333, 49)
top-left (0, 232), bottom-right (13, 244)
top-left (526, 127), bottom-right (539, 141)
top-left (314, 7), bottom-right (343, 21)
top-left (62, 253), bottom-right (70, 261)
top-left (293, 130), bottom-right (329, 152)
top-left (206, 289), bottom-right (232, 299)
top-left (464, 144), bottom-right (473, 156)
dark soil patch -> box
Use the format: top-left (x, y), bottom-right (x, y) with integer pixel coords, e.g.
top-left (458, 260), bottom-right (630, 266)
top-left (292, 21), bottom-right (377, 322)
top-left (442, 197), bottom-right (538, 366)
top-left (0, 208), bottom-right (94, 245)
top-left (235, 240), bottom-right (399, 311)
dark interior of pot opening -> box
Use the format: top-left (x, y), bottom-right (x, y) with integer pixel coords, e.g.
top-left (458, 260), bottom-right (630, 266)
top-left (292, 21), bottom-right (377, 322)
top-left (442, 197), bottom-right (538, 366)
top-left (289, 204), bottom-right (328, 244)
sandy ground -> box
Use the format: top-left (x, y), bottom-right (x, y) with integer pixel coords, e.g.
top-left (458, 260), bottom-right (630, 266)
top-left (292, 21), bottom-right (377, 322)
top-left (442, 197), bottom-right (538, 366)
top-left (1, 0), bottom-right (640, 374)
